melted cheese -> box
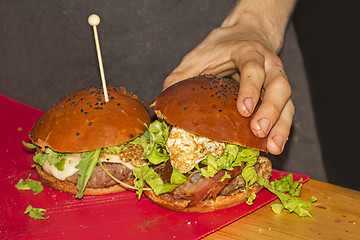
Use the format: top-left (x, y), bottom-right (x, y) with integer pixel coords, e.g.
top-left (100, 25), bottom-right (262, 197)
top-left (42, 152), bottom-right (134, 181)
top-left (43, 153), bottom-right (82, 181)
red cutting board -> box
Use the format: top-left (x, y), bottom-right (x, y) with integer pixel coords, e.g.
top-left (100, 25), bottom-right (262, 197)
top-left (0, 94), bottom-right (309, 240)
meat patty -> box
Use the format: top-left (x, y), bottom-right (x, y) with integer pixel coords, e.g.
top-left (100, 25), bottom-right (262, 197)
top-left (65, 143), bottom-right (144, 189)
top-left (65, 162), bottom-right (134, 188)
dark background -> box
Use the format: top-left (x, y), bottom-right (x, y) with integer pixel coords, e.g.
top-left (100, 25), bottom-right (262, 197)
top-left (293, 0), bottom-right (360, 190)
top-left (1, 1), bottom-right (359, 190)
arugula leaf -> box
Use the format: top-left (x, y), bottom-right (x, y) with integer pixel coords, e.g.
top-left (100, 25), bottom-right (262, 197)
top-left (24, 205), bottom-right (49, 220)
top-left (22, 141), bottom-right (37, 149)
top-left (75, 149), bottom-right (101, 198)
top-left (15, 174), bottom-right (43, 195)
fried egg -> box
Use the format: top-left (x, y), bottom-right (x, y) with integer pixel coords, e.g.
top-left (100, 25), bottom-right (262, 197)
top-left (166, 127), bottom-right (226, 173)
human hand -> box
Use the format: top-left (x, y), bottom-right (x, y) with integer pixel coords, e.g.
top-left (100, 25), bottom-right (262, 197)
top-left (164, 17), bottom-right (294, 155)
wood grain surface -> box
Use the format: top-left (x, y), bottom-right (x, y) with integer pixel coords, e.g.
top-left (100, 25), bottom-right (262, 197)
top-left (205, 179), bottom-right (360, 239)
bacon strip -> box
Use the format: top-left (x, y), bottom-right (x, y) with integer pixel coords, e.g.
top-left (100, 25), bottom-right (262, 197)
top-left (186, 166), bottom-right (243, 207)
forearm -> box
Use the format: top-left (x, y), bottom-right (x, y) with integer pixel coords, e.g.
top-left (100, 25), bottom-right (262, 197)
top-left (222, 0), bottom-right (298, 53)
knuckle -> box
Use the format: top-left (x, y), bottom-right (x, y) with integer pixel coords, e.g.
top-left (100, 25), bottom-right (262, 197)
top-left (241, 60), bottom-right (266, 80)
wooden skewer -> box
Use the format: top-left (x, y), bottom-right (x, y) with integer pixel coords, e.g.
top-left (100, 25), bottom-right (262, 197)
top-left (88, 14), bottom-right (109, 102)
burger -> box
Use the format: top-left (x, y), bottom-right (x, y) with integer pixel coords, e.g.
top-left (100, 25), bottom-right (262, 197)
top-left (24, 86), bottom-right (150, 198)
top-left (132, 75), bottom-right (272, 213)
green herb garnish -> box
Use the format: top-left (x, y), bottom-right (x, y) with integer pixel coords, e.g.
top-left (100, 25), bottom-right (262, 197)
top-left (24, 205), bottom-right (49, 220)
top-left (15, 174), bottom-right (43, 195)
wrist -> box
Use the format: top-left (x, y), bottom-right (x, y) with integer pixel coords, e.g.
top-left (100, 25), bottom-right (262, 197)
top-left (221, 0), bottom-right (297, 53)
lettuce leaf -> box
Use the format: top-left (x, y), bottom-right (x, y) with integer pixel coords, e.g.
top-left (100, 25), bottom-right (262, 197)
top-left (22, 141), bottom-right (67, 170)
top-left (102, 145), bottom-right (124, 154)
top-left (200, 144), bottom-right (259, 177)
top-left (133, 163), bottom-right (187, 198)
top-left (131, 120), bottom-right (169, 165)
top-left (15, 174), bottom-right (43, 195)
top-left (75, 149), bottom-right (101, 198)
top-left (44, 148), bottom-right (67, 171)
top-left (22, 141), bottom-right (37, 149)
top-left (24, 205), bottom-right (49, 220)
top-left (256, 174), bottom-right (314, 217)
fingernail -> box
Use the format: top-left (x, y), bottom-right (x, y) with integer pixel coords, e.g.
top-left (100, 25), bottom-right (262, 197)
top-left (259, 118), bottom-right (271, 135)
top-left (273, 135), bottom-right (284, 151)
top-left (243, 98), bottom-right (254, 113)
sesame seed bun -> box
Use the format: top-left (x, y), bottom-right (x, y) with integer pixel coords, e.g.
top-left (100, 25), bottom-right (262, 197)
top-left (29, 86), bottom-right (150, 196)
top-left (151, 75), bottom-right (267, 152)
top-left (30, 86), bottom-right (150, 153)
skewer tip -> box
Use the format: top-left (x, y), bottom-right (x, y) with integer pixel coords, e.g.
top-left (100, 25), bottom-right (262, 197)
top-left (88, 14), bottom-right (100, 26)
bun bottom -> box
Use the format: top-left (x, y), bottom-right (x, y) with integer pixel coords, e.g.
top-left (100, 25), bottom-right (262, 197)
top-left (34, 164), bottom-right (127, 195)
top-left (144, 156), bottom-right (272, 213)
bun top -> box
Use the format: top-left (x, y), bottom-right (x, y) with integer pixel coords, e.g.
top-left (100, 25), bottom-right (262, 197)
top-left (30, 86), bottom-right (150, 152)
top-left (152, 75), bottom-right (267, 152)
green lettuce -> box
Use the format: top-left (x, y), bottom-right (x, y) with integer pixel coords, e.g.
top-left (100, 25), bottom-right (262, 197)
top-left (256, 174), bottom-right (315, 217)
top-left (200, 144), bottom-right (259, 178)
top-left (22, 141), bottom-right (67, 170)
top-left (24, 205), bottom-right (49, 220)
top-left (15, 174), bottom-right (44, 195)
top-left (131, 120), bottom-right (169, 164)
top-left (133, 163), bottom-right (187, 198)
top-left (75, 149), bottom-right (101, 198)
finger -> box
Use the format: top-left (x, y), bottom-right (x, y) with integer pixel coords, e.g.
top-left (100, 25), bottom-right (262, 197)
top-left (249, 69), bottom-right (292, 138)
top-left (266, 99), bottom-right (295, 154)
top-left (233, 45), bottom-right (266, 117)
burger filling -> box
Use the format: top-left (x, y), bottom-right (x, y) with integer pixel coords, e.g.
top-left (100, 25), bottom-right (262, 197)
top-left (132, 120), bottom-right (267, 205)
top-left (23, 142), bottom-right (145, 198)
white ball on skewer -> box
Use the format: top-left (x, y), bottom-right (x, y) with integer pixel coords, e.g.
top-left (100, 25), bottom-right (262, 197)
top-left (88, 14), bottom-right (100, 26)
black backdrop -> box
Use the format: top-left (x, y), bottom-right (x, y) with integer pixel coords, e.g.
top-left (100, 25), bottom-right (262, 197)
top-left (293, 0), bottom-right (360, 190)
